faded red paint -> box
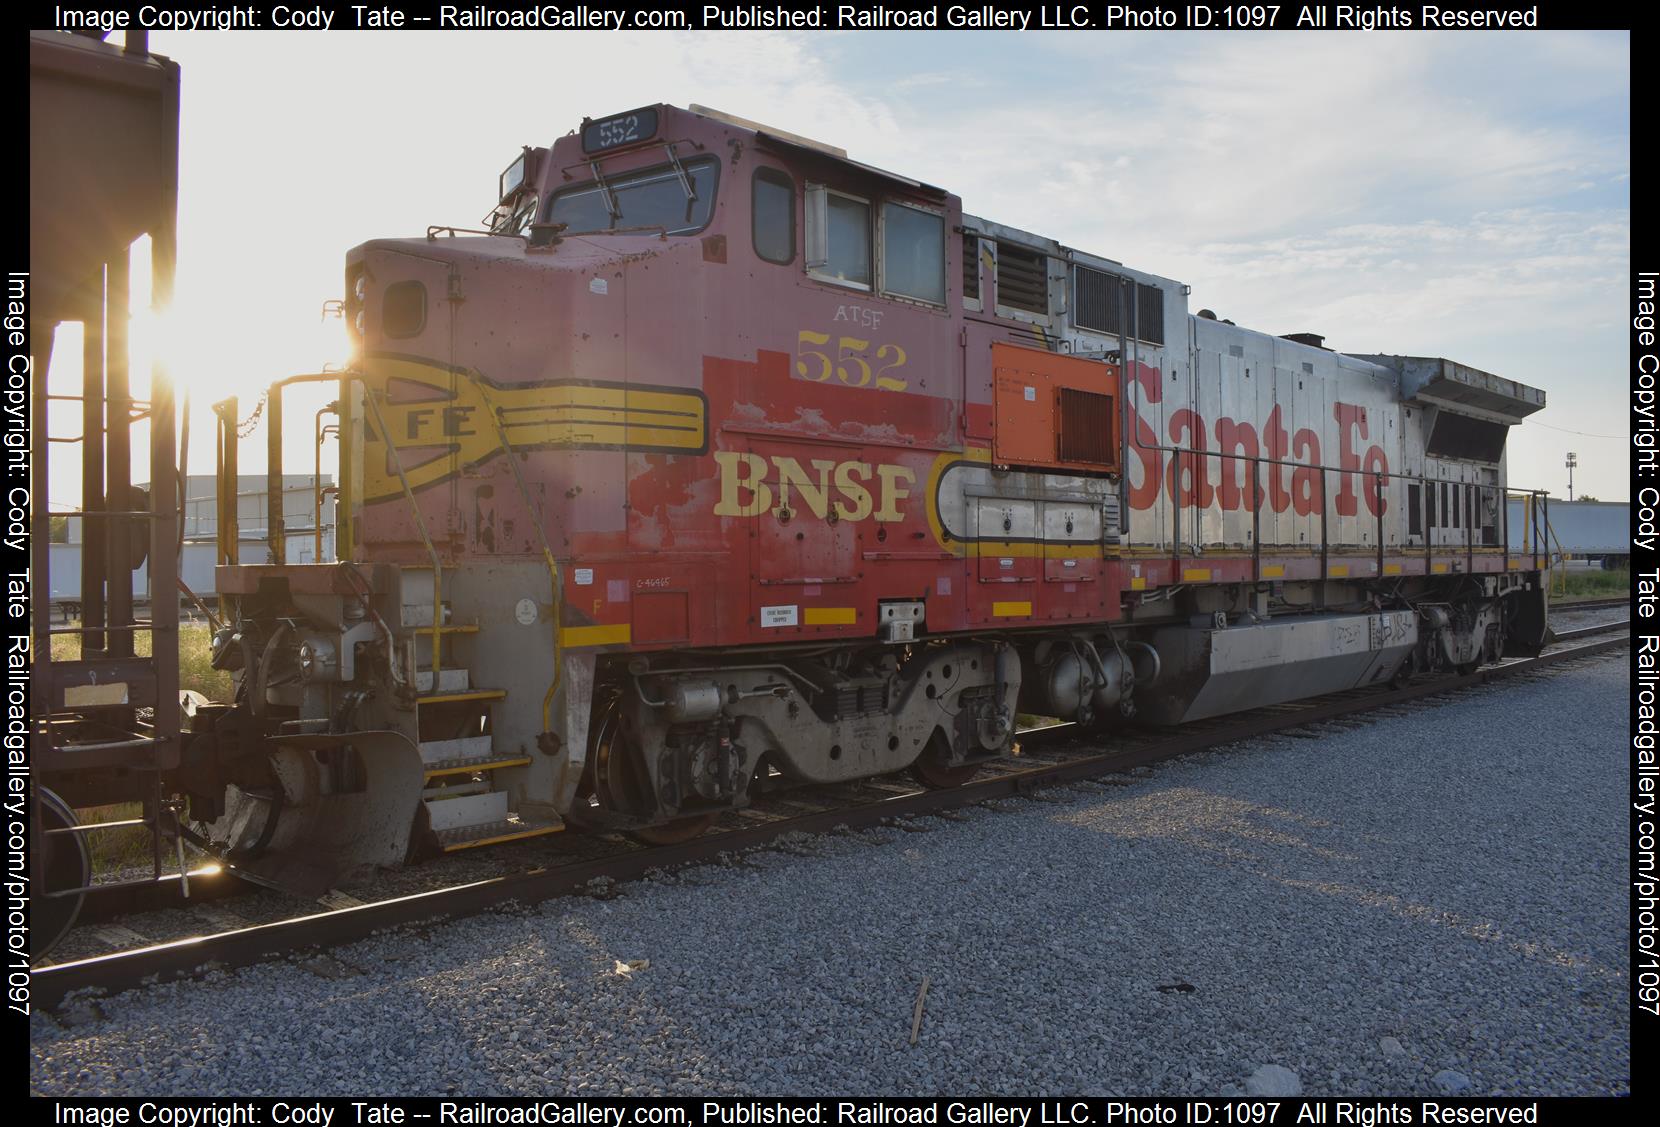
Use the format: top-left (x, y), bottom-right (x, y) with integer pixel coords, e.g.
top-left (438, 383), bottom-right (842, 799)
top-left (339, 104), bottom-right (1460, 660)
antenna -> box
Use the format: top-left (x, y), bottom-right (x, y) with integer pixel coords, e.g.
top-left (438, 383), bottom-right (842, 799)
top-left (1564, 451), bottom-right (1577, 502)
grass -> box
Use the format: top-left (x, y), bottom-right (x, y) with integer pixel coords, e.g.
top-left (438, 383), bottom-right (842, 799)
top-left (1560, 567), bottom-right (1629, 599)
top-left (51, 620), bottom-right (233, 875)
top-left (79, 804), bottom-right (162, 875)
top-left (50, 620), bottom-right (233, 700)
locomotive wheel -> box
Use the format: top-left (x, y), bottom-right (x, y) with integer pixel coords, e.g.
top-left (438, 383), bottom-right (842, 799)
top-left (34, 788), bottom-right (90, 956)
top-left (583, 698), bottom-right (717, 846)
top-left (911, 731), bottom-right (980, 789)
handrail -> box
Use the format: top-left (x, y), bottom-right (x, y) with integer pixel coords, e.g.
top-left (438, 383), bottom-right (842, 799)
top-left (361, 386), bottom-right (443, 682)
top-left (1139, 432), bottom-right (1549, 576)
top-left (314, 404), bottom-right (338, 563)
top-left (485, 396), bottom-right (564, 734)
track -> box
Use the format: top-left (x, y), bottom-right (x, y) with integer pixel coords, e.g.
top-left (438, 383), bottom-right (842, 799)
top-left (32, 620), bottom-right (1628, 1011)
top-left (1550, 596), bottom-right (1629, 614)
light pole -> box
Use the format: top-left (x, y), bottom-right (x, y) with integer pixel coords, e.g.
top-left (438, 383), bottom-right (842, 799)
top-left (1565, 452), bottom-right (1577, 502)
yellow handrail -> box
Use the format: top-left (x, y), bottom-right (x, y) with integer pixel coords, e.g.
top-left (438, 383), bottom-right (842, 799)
top-left (484, 394), bottom-right (563, 733)
top-left (361, 386), bottom-right (443, 682)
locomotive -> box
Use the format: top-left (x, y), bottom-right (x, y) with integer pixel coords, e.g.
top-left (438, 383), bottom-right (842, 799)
top-left (174, 103), bottom-right (1550, 887)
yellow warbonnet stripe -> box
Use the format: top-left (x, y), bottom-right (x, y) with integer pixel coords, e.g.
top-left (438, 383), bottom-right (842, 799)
top-left (360, 355), bottom-right (705, 503)
top-left (992, 601), bottom-right (1032, 617)
top-left (560, 623), bottom-right (632, 648)
top-left (923, 449), bottom-right (1109, 561)
top-left (804, 607), bottom-right (857, 626)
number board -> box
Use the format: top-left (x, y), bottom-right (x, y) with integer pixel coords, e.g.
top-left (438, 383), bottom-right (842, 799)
top-left (581, 108), bottom-right (659, 154)
top-left (499, 152), bottom-right (528, 201)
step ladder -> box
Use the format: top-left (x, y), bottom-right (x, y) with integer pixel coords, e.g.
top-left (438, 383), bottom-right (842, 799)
top-left (401, 589), bottom-right (562, 852)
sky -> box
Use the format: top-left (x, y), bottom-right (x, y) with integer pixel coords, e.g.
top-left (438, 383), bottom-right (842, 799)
top-left (45, 28), bottom-right (1632, 504)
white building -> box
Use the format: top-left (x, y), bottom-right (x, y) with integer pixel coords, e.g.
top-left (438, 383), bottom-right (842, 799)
top-left (51, 474), bottom-right (336, 601)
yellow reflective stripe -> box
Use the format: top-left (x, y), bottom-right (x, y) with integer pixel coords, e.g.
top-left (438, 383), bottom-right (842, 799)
top-left (992, 601), bottom-right (1032, 618)
top-left (1182, 568), bottom-right (1212, 582)
top-left (804, 607), bottom-right (857, 626)
top-left (559, 623), bottom-right (632, 648)
top-left (419, 688), bottom-right (506, 705)
top-left (441, 824), bottom-right (564, 851)
top-left (423, 757), bottom-right (533, 780)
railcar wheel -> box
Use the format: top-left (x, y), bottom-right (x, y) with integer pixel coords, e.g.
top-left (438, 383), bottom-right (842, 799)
top-left (34, 788), bottom-right (90, 956)
top-left (911, 731), bottom-right (980, 789)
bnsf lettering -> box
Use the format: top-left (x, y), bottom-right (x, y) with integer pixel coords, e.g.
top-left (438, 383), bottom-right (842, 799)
top-left (713, 453), bottom-right (915, 522)
top-left (1131, 400), bottom-right (1389, 517)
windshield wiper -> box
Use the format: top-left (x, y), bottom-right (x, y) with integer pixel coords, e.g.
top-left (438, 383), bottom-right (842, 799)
top-left (589, 160), bottom-right (621, 221)
top-left (662, 142), bottom-right (696, 203)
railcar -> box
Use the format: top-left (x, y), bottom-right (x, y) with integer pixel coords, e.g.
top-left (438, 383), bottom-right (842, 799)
top-left (108, 105), bottom-right (1563, 900)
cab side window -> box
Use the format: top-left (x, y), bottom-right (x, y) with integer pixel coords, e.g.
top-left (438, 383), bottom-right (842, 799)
top-left (806, 184), bottom-right (872, 289)
top-left (881, 202), bottom-right (944, 305)
top-left (753, 168), bottom-right (795, 265)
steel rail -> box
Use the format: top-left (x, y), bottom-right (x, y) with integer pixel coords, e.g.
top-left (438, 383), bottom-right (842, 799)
top-left (32, 627), bottom-right (1628, 1011)
top-left (1550, 595), bottom-right (1630, 611)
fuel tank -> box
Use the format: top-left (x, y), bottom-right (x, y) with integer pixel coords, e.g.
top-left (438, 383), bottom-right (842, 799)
top-left (1138, 610), bottom-right (1418, 725)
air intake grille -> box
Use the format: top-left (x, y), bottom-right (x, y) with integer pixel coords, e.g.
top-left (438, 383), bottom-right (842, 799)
top-left (996, 241), bottom-right (1048, 314)
top-left (963, 233), bottom-right (980, 301)
top-left (1074, 266), bottom-right (1122, 334)
top-left (1136, 283), bottom-right (1165, 345)
top-left (1056, 387), bottom-right (1116, 466)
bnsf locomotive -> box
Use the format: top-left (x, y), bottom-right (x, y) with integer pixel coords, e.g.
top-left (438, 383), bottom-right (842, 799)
top-left (182, 104), bottom-right (1549, 882)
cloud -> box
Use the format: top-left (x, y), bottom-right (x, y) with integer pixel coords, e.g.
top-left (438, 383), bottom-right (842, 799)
top-left (139, 29), bottom-right (1629, 496)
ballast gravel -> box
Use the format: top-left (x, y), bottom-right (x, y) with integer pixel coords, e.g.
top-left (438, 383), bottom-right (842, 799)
top-left (31, 652), bottom-right (1630, 1097)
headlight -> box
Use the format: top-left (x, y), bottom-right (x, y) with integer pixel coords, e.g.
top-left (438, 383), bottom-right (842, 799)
top-left (353, 274), bottom-right (367, 302)
top-left (297, 637), bottom-right (339, 682)
top-left (354, 308), bottom-right (365, 336)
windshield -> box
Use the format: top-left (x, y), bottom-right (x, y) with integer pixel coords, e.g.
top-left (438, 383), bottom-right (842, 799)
top-left (547, 156), bottom-right (719, 236)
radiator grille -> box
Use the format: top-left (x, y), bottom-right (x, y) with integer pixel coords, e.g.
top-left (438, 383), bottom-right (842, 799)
top-left (962, 233), bottom-right (980, 301)
top-left (1056, 387), bottom-right (1117, 466)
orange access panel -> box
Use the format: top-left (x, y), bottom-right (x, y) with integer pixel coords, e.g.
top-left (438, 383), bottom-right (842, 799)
top-left (990, 342), bottom-right (1120, 472)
